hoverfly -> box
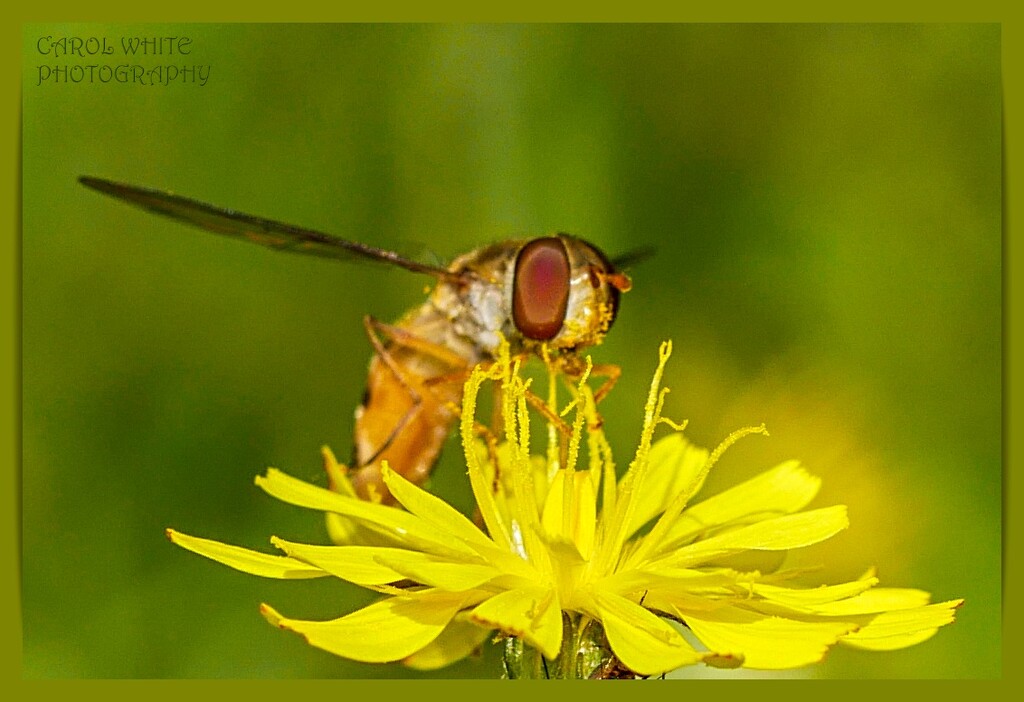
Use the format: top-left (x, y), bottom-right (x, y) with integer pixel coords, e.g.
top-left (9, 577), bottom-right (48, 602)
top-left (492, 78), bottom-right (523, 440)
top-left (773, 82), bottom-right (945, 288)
top-left (79, 176), bottom-right (636, 503)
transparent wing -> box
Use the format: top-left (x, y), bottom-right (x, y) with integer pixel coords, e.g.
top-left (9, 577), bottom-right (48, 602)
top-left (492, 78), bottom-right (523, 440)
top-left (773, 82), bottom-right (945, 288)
top-left (79, 176), bottom-right (460, 281)
top-left (610, 245), bottom-right (656, 271)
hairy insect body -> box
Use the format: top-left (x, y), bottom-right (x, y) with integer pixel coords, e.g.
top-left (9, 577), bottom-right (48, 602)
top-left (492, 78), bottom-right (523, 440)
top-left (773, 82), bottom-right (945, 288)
top-left (349, 247), bottom-right (510, 502)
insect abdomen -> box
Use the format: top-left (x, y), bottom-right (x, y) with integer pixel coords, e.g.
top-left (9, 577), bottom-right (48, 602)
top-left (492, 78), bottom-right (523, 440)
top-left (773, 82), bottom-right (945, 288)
top-left (349, 304), bottom-right (475, 503)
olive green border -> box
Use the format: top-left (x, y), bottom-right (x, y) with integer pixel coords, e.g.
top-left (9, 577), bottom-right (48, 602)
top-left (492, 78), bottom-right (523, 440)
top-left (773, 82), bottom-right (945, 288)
top-left (4, 3), bottom-right (1016, 699)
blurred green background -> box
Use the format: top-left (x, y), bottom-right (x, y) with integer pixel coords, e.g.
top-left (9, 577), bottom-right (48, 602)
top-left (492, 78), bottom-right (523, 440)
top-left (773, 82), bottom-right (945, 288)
top-left (21, 24), bottom-right (1000, 678)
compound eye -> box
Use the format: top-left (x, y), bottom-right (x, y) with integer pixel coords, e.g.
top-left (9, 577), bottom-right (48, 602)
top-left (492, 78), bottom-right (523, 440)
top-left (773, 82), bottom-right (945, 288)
top-left (512, 238), bottom-right (571, 341)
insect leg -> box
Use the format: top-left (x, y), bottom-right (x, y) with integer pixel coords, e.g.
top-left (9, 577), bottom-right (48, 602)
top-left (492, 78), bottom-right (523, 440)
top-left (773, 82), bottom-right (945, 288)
top-left (588, 363), bottom-right (621, 404)
top-left (366, 316), bottom-right (470, 369)
top-left (418, 366), bottom-right (506, 470)
top-left (523, 390), bottom-right (573, 436)
top-left (358, 316), bottom-right (469, 468)
top-left (358, 316), bottom-right (427, 468)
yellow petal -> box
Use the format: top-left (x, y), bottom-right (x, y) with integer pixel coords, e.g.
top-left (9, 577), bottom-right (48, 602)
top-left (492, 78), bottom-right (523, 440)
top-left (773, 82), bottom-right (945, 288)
top-left (166, 529), bottom-right (327, 579)
top-left (839, 600), bottom-right (964, 651)
top-left (320, 445), bottom-right (357, 497)
top-left (657, 505), bottom-right (849, 568)
top-left (665, 460), bottom-right (821, 547)
top-left (272, 536), bottom-right (508, 592)
top-left (260, 590), bottom-right (481, 663)
top-left (381, 464), bottom-right (494, 551)
top-left (269, 538), bottom-right (412, 585)
top-left (541, 471), bottom-right (597, 560)
top-left (682, 605), bottom-right (856, 670)
top-left (255, 469), bottom-right (476, 559)
top-left (540, 471), bottom-right (565, 536)
top-left (380, 464), bottom-right (536, 580)
top-left (624, 433), bottom-right (709, 537)
top-left (324, 511), bottom-right (405, 548)
top-left (403, 616), bottom-right (492, 670)
top-left (812, 587), bottom-right (933, 616)
top-left (599, 566), bottom-right (738, 602)
top-left (374, 551), bottom-right (501, 591)
top-left (321, 448), bottom-right (389, 547)
top-left (751, 576), bottom-right (880, 609)
top-left (591, 589), bottom-right (706, 676)
top-left (698, 549), bottom-right (788, 574)
top-left (633, 588), bottom-right (734, 616)
top-left (469, 587), bottom-right (562, 660)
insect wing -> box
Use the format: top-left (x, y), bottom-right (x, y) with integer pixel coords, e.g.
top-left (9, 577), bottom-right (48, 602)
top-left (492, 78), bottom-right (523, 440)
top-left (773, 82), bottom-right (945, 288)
top-left (609, 245), bottom-right (656, 271)
top-left (79, 176), bottom-right (458, 280)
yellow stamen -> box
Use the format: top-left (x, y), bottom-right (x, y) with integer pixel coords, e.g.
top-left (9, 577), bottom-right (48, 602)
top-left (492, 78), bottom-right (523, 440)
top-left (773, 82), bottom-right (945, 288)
top-left (624, 423), bottom-right (770, 570)
top-left (562, 359), bottom-right (593, 538)
top-left (593, 340), bottom-right (673, 575)
top-left (461, 360), bottom-right (511, 552)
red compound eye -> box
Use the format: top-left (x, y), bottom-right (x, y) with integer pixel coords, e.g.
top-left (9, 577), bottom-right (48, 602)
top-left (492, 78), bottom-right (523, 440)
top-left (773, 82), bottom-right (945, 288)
top-left (512, 237), bottom-right (571, 341)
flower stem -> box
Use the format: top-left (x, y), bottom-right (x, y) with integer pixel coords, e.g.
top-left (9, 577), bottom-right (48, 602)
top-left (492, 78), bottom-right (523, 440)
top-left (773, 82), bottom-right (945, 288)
top-left (501, 613), bottom-right (636, 679)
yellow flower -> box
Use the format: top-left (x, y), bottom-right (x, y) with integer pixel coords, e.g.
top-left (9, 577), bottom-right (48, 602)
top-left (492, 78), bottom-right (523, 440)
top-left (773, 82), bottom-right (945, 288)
top-left (167, 341), bottom-right (962, 678)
